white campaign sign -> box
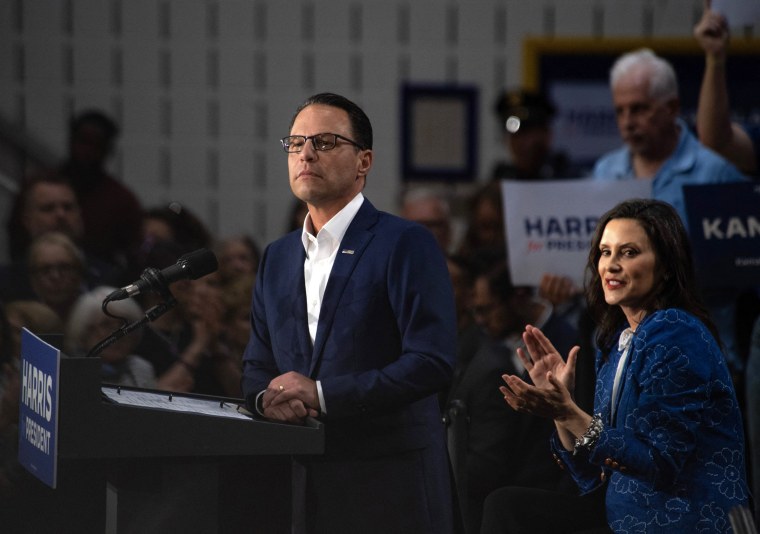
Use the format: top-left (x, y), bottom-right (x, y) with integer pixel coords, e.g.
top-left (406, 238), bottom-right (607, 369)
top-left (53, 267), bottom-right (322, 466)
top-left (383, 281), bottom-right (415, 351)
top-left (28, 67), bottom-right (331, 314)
top-left (502, 179), bottom-right (652, 286)
top-left (713, 0), bottom-right (760, 28)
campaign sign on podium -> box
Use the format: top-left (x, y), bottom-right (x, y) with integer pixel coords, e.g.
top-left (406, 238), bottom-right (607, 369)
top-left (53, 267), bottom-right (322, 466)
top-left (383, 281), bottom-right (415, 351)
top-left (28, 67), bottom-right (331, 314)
top-left (17, 328), bottom-right (60, 488)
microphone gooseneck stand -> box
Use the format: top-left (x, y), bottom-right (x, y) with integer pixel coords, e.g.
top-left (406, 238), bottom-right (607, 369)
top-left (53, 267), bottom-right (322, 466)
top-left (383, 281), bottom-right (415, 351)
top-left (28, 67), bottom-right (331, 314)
top-left (86, 276), bottom-right (177, 359)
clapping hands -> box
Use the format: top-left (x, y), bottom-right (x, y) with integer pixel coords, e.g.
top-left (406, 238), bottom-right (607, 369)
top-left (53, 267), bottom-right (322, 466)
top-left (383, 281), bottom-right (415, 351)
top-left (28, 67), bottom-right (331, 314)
top-left (500, 325), bottom-right (579, 421)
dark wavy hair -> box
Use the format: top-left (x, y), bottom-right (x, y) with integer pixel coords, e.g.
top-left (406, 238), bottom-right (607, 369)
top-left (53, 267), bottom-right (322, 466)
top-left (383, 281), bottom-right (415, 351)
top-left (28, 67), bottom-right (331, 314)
top-left (585, 198), bottom-right (718, 353)
top-left (289, 92), bottom-right (373, 150)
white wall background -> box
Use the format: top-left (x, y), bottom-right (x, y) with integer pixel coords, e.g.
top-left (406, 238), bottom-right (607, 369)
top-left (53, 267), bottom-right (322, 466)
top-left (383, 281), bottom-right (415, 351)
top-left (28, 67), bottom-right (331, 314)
top-left (0, 0), bottom-right (755, 255)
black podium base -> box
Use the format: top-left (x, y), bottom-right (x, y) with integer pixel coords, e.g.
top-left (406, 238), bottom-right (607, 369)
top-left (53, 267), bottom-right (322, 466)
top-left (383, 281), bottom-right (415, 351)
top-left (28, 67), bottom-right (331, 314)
top-left (9, 456), bottom-right (292, 534)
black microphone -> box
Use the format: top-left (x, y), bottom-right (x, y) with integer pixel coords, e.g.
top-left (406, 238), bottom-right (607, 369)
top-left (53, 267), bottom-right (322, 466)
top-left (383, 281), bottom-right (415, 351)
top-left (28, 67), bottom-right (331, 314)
top-left (106, 248), bottom-right (218, 301)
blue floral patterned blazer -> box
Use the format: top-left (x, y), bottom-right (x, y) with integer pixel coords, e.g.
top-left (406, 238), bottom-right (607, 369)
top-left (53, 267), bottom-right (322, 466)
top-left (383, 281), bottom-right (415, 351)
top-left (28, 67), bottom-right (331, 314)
top-left (552, 308), bottom-right (750, 533)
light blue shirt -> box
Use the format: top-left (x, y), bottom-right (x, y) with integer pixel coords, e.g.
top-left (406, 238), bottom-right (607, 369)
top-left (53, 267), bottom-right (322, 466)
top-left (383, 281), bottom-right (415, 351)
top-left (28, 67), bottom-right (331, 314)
top-left (592, 118), bottom-right (748, 223)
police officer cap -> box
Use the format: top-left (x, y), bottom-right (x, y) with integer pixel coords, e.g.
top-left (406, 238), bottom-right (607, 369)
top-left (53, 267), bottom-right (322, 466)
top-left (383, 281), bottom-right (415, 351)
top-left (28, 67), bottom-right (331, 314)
top-left (495, 89), bottom-right (556, 133)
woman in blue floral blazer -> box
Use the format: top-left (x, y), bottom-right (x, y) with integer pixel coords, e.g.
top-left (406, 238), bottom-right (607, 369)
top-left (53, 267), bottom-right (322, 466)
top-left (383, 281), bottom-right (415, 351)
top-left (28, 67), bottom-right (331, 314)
top-left (492, 198), bottom-right (750, 533)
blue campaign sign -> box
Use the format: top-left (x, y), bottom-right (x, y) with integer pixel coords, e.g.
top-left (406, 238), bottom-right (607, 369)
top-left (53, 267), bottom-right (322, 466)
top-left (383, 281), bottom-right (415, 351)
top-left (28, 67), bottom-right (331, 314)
top-left (683, 182), bottom-right (760, 289)
top-left (17, 328), bottom-right (61, 489)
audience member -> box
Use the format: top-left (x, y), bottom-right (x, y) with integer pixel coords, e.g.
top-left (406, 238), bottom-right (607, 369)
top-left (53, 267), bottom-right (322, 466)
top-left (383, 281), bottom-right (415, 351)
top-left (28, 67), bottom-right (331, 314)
top-left (56, 110), bottom-right (144, 271)
top-left (445, 262), bottom-right (577, 533)
top-left (1, 175), bottom-right (120, 303)
top-left (454, 172), bottom-right (596, 411)
top-left (488, 87), bottom-right (588, 326)
top-left (130, 239), bottom-right (192, 383)
top-left (592, 48), bottom-right (746, 221)
top-left (26, 232), bottom-right (87, 324)
top-left (214, 234), bottom-right (260, 286)
top-left (219, 273), bottom-right (254, 357)
top-left (6, 173), bottom-right (84, 261)
top-left (5, 300), bottom-right (63, 359)
top-left (64, 286), bottom-right (156, 388)
top-left (591, 47), bottom-right (748, 376)
top-left (484, 199), bottom-right (749, 533)
top-left (136, 202), bottom-right (213, 282)
top-left (491, 88), bottom-right (579, 181)
top-left (141, 202), bottom-right (213, 255)
top-left (211, 273), bottom-right (255, 397)
top-left (400, 186), bottom-right (454, 252)
top-left (694, 0), bottom-right (760, 176)
top-left (180, 271), bottom-right (242, 397)
top-left (485, 88), bottom-right (594, 389)
top-left (455, 179), bottom-right (595, 412)
top-left (456, 181), bottom-right (506, 263)
top-left (131, 239), bottom-right (232, 395)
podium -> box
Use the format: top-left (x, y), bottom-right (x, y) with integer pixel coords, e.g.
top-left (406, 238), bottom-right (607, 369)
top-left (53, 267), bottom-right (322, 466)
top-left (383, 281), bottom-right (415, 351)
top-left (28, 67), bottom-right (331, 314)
top-left (20, 355), bottom-right (324, 534)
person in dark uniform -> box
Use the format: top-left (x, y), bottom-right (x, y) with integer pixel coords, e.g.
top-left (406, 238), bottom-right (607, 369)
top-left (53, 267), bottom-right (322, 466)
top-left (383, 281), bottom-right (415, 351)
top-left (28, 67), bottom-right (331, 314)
top-left (491, 88), bottom-right (579, 182)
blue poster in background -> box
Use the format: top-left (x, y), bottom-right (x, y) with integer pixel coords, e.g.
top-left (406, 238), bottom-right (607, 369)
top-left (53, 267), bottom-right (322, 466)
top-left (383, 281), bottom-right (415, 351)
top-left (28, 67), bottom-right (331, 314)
top-left (683, 182), bottom-right (760, 289)
top-left (17, 328), bottom-right (60, 489)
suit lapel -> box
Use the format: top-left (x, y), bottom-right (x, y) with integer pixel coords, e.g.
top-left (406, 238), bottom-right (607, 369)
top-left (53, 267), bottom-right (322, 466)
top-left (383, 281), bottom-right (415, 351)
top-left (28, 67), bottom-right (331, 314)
top-left (283, 237), bottom-right (313, 375)
top-left (296, 288), bottom-right (314, 376)
top-left (309, 201), bottom-right (378, 375)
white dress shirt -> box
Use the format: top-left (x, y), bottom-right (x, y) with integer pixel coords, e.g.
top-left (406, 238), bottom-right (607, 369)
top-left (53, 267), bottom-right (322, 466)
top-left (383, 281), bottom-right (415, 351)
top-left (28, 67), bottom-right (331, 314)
top-left (300, 192), bottom-right (365, 413)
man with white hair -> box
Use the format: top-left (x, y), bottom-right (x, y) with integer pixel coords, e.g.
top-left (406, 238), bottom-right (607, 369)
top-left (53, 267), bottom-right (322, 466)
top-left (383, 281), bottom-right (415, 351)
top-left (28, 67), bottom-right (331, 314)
top-left (593, 48), bottom-right (746, 222)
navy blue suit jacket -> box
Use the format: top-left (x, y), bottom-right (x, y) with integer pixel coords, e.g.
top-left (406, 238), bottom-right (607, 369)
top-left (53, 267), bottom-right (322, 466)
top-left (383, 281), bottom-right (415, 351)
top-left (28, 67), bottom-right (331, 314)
top-left (242, 199), bottom-right (456, 532)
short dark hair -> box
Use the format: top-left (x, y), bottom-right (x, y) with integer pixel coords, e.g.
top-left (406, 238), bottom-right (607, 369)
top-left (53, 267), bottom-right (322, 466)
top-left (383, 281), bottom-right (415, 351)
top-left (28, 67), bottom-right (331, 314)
top-left (20, 173), bottom-right (76, 211)
top-left (7, 172), bottom-right (78, 260)
top-left (585, 198), bottom-right (717, 352)
top-left (289, 93), bottom-right (372, 150)
top-left (69, 109), bottom-right (120, 142)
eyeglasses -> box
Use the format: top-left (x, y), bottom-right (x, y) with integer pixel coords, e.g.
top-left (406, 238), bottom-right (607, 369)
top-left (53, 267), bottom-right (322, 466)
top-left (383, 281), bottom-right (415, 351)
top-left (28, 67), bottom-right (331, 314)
top-left (280, 132), bottom-right (364, 153)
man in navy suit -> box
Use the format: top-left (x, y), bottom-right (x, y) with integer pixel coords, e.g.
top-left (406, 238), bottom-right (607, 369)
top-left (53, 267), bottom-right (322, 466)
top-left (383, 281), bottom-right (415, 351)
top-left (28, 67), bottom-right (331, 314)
top-left (242, 93), bottom-right (457, 533)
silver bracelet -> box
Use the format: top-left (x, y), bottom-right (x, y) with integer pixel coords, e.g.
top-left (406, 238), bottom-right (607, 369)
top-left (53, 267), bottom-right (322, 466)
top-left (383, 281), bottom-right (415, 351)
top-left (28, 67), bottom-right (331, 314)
top-left (573, 414), bottom-right (604, 456)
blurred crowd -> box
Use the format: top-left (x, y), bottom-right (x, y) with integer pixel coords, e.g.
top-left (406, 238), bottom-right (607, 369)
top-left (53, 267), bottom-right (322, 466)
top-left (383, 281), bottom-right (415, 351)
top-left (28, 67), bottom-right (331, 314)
top-left (0, 111), bottom-right (263, 511)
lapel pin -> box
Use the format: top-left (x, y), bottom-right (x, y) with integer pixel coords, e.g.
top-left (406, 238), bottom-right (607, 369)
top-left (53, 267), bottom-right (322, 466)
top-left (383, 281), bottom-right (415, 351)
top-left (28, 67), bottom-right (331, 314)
top-left (341, 249), bottom-right (355, 254)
